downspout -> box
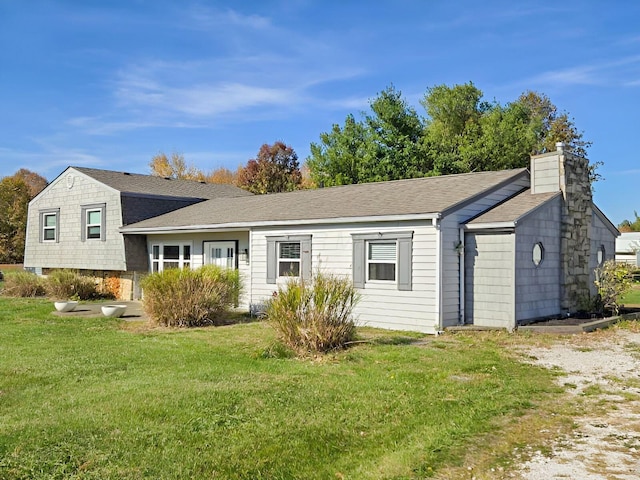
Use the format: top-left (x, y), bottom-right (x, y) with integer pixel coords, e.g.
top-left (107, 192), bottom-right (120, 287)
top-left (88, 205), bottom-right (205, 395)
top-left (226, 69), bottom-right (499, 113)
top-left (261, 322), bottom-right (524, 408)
top-left (458, 227), bottom-right (465, 325)
top-left (434, 217), bottom-right (443, 332)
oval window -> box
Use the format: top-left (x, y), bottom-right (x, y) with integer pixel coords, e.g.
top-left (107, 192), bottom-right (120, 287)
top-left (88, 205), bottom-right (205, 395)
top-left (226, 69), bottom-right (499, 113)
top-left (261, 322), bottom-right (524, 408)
top-left (532, 242), bottom-right (544, 266)
top-left (597, 245), bottom-right (605, 265)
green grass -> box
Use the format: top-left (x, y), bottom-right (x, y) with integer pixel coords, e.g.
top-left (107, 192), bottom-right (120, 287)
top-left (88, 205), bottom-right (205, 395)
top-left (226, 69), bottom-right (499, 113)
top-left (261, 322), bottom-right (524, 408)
top-left (621, 284), bottom-right (640, 305)
top-left (0, 298), bottom-right (561, 479)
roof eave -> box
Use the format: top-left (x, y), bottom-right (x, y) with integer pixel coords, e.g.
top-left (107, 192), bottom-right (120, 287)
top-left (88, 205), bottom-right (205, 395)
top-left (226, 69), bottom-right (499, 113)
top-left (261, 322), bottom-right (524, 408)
top-left (120, 212), bottom-right (442, 235)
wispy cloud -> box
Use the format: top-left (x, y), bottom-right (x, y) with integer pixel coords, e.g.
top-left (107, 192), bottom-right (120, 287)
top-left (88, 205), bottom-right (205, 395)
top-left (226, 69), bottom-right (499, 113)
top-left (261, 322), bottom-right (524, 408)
top-left (0, 146), bottom-right (105, 179)
top-left (517, 55), bottom-right (640, 89)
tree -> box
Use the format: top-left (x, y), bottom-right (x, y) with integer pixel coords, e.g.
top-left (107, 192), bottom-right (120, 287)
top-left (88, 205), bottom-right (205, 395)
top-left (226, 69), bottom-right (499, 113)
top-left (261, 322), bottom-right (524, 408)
top-left (236, 142), bottom-right (302, 194)
top-left (619, 212), bottom-right (640, 232)
top-left (306, 82), bottom-right (596, 186)
top-left (13, 169), bottom-right (48, 198)
top-left (202, 167), bottom-right (237, 185)
top-left (0, 176), bottom-right (31, 263)
top-left (149, 151), bottom-right (200, 180)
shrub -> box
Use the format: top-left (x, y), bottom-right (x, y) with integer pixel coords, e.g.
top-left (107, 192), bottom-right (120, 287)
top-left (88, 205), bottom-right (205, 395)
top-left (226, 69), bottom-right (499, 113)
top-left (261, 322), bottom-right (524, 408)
top-left (141, 265), bottom-right (242, 327)
top-left (2, 271), bottom-right (46, 297)
top-left (45, 269), bottom-right (98, 300)
top-left (266, 272), bottom-right (360, 355)
top-left (594, 260), bottom-right (633, 316)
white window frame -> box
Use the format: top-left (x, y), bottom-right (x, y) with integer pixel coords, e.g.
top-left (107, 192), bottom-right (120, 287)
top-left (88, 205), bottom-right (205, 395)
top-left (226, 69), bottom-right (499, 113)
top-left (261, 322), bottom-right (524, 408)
top-left (150, 242), bottom-right (193, 272)
top-left (81, 203), bottom-right (106, 242)
top-left (85, 208), bottom-right (102, 240)
top-left (277, 241), bottom-right (301, 278)
top-left (42, 212), bottom-right (58, 242)
top-left (366, 241), bottom-right (397, 282)
top-left (351, 231), bottom-right (413, 291)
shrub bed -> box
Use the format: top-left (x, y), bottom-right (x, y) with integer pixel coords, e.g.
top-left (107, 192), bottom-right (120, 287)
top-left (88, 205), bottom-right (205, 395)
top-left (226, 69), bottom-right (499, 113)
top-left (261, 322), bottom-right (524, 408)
top-left (45, 269), bottom-right (98, 300)
top-left (266, 272), bottom-right (359, 354)
top-left (1, 270), bottom-right (45, 297)
top-left (141, 265), bottom-right (242, 327)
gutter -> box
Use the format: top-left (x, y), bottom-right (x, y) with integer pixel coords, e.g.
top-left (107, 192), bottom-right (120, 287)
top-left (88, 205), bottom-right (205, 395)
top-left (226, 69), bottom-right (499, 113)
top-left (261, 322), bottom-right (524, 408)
top-left (120, 213), bottom-right (442, 235)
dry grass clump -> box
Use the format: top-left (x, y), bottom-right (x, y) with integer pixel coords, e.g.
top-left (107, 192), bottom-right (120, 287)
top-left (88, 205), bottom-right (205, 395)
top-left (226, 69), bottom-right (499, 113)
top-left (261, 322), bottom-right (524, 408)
top-left (1, 270), bottom-right (45, 297)
top-left (266, 272), bottom-right (359, 355)
top-left (45, 269), bottom-right (98, 300)
top-left (141, 265), bottom-right (241, 327)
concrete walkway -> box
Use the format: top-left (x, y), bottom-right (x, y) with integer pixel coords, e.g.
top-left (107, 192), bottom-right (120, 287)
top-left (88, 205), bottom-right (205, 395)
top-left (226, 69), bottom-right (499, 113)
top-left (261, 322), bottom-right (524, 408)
top-left (52, 300), bottom-right (147, 321)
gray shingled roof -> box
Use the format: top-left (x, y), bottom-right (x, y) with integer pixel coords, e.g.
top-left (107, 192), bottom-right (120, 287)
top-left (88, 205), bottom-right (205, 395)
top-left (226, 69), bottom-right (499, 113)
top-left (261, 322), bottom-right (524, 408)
top-left (121, 168), bottom-right (528, 231)
top-left (73, 166), bottom-right (253, 199)
top-left (466, 189), bottom-right (559, 225)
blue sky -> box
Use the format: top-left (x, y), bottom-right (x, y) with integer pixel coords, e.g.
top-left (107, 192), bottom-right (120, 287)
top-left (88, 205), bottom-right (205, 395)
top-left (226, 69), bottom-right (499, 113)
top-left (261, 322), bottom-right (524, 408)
top-left (1, 1), bottom-right (638, 225)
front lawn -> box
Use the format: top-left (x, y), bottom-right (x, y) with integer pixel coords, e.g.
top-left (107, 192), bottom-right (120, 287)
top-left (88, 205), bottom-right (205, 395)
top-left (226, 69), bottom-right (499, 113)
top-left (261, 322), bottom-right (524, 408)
top-left (0, 298), bottom-right (562, 479)
top-left (621, 283), bottom-right (640, 305)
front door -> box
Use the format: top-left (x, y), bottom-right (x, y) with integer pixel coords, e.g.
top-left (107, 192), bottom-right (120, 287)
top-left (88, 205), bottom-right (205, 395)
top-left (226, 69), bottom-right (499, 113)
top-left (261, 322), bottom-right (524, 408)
top-left (204, 241), bottom-right (236, 269)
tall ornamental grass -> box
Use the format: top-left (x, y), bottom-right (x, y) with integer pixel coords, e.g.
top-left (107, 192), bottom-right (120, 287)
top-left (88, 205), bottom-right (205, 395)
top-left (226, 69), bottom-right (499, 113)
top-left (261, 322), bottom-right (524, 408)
top-left (45, 269), bottom-right (98, 300)
top-left (141, 265), bottom-right (241, 327)
top-left (1, 270), bottom-right (45, 297)
top-left (266, 272), bottom-right (359, 354)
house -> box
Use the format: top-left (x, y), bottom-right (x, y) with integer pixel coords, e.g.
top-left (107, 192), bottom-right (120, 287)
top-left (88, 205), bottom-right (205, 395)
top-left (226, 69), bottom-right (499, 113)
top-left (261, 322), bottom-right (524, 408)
top-left (25, 144), bottom-right (618, 333)
top-left (615, 232), bottom-right (640, 266)
top-left (23, 166), bottom-right (252, 298)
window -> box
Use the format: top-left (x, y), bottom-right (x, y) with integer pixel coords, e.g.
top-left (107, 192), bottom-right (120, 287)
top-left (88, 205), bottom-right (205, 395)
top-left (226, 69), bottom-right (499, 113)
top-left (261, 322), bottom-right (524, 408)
top-left (150, 243), bottom-right (192, 272)
top-left (278, 242), bottom-right (301, 277)
top-left (367, 242), bottom-right (396, 281)
top-left (81, 203), bottom-right (106, 241)
top-left (266, 235), bottom-right (311, 283)
top-left (352, 231), bottom-right (413, 291)
top-left (532, 242), bottom-right (544, 267)
top-left (86, 209), bottom-right (102, 239)
top-left (597, 245), bottom-right (605, 266)
top-left (39, 209), bottom-right (60, 243)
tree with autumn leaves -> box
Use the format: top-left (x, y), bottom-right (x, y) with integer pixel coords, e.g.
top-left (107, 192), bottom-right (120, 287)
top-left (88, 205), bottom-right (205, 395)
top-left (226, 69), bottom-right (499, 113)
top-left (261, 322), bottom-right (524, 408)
top-left (149, 141), bottom-right (304, 194)
top-left (0, 169), bottom-right (48, 263)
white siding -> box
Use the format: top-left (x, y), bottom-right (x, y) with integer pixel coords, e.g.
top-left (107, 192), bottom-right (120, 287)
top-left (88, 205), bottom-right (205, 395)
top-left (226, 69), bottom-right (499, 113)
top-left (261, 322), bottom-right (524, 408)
top-left (514, 197), bottom-right (562, 321)
top-left (531, 154), bottom-right (560, 194)
top-left (24, 171), bottom-right (125, 271)
top-left (250, 221), bottom-right (440, 333)
top-left (464, 232), bottom-right (515, 328)
top-left (440, 176), bottom-right (530, 327)
top-left (144, 231), bottom-right (251, 307)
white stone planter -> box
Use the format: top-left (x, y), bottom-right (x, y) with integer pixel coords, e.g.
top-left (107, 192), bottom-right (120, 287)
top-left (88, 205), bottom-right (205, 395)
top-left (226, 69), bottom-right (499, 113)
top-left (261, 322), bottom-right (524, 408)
top-left (101, 305), bottom-right (127, 318)
top-left (54, 301), bottom-right (78, 312)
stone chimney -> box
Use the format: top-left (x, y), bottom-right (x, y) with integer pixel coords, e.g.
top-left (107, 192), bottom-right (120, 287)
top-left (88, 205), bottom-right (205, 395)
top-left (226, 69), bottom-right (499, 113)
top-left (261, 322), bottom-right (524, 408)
top-left (530, 143), bottom-right (593, 312)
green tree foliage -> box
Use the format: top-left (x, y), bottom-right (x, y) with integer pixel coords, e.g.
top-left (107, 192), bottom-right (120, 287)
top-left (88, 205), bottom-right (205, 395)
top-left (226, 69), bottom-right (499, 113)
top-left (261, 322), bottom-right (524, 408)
top-left (236, 141), bottom-right (302, 194)
top-left (307, 83), bottom-right (594, 185)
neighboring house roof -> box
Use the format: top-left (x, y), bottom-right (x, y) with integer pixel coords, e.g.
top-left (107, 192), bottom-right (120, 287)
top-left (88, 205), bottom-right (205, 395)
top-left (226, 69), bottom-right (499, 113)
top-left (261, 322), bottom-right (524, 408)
top-left (616, 232), bottom-right (640, 253)
top-left (71, 166), bottom-right (252, 200)
top-left (121, 168), bottom-right (528, 232)
top-left (465, 189), bottom-right (560, 229)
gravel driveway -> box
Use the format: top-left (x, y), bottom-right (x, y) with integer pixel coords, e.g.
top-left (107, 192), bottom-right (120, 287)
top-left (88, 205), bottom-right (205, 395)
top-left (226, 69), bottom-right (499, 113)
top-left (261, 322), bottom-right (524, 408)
top-left (517, 328), bottom-right (640, 479)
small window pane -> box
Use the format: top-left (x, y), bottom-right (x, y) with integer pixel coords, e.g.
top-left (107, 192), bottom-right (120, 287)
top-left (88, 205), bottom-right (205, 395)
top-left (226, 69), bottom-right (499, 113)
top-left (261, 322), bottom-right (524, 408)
top-left (279, 261), bottom-right (300, 277)
top-left (164, 245), bottom-right (180, 260)
top-left (44, 214), bottom-right (57, 227)
top-left (164, 261), bottom-right (180, 269)
top-left (183, 245), bottom-right (191, 260)
top-left (532, 243), bottom-right (544, 266)
top-left (87, 226), bottom-right (101, 239)
top-left (87, 210), bottom-right (101, 224)
top-left (369, 242), bottom-right (396, 261)
top-left (279, 242), bottom-right (300, 259)
top-left (43, 228), bottom-right (56, 241)
top-left (152, 245), bottom-right (160, 260)
top-left (369, 263), bottom-right (396, 281)
top-left (597, 245), bottom-right (605, 265)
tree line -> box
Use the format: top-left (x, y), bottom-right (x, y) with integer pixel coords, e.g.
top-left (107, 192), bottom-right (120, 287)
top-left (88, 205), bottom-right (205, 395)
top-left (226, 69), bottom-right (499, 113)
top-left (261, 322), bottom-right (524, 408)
top-left (2, 81), bottom-right (629, 264)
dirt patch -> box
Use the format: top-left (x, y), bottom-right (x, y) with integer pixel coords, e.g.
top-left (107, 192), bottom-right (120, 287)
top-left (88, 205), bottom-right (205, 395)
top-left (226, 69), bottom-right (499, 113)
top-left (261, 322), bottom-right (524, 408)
top-left (517, 329), bottom-right (640, 479)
